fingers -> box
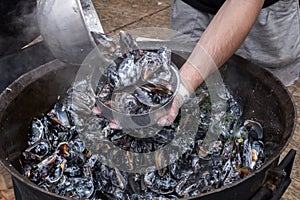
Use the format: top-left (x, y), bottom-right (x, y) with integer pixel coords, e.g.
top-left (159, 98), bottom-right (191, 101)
top-left (92, 106), bottom-right (121, 129)
top-left (157, 96), bottom-right (180, 126)
top-left (109, 120), bottom-right (121, 129)
top-left (92, 106), bottom-right (101, 115)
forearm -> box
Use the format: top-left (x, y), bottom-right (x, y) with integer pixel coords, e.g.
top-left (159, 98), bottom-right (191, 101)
top-left (181, 0), bottom-right (265, 92)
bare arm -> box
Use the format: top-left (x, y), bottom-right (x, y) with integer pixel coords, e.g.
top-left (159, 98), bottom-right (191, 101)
top-left (181, 0), bottom-right (265, 92)
top-left (158, 0), bottom-right (265, 126)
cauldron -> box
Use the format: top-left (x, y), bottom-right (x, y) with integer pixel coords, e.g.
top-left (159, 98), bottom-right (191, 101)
top-left (0, 52), bottom-right (296, 199)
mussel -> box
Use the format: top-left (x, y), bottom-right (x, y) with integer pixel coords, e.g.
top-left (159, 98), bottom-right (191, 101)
top-left (20, 31), bottom-right (268, 200)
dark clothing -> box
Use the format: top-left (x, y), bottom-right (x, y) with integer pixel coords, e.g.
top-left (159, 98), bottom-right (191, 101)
top-left (181, 0), bottom-right (280, 14)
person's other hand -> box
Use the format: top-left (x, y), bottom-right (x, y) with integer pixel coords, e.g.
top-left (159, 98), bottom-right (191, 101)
top-left (92, 106), bottom-right (121, 129)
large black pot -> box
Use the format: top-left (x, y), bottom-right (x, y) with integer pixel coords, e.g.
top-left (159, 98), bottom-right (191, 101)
top-left (0, 53), bottom-right (296, 199)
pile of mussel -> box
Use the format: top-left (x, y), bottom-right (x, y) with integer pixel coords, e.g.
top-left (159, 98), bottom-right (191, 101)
top-left (20, 83), bottom-right (266, 199)
top-left (94, 31), bottom-right (176, 115)
top-left (20, 31), bottom-right (266, 199)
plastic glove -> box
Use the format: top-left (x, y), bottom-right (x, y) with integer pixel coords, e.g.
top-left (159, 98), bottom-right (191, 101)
top-left (157, 79), bottom-right (191, 126)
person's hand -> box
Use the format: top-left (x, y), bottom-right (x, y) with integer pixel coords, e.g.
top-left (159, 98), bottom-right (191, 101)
top-left (157, 80), bottom-right (191, 126)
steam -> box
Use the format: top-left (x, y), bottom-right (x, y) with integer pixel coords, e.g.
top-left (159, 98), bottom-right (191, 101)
top-left (0, 1), bottom-right (54, 92)
top-left (0, 0), bottom-right (40, 56)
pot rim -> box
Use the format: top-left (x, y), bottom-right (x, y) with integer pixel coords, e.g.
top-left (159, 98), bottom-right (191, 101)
top-left (0, 55), bottom-right (297, 199)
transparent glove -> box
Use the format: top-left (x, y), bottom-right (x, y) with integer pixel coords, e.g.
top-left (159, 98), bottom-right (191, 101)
top-left (157, 80), bottom-right (191, 126)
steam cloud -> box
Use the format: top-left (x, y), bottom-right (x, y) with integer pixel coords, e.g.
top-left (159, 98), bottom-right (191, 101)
top-left (0, 0), bottom-right (39, 56)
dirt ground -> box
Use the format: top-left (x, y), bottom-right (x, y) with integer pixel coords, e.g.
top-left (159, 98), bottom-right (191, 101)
top-left (92, 0), bottom-right (172, 34)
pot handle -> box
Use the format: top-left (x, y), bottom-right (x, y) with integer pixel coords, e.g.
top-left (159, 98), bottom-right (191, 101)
top-left (250, 149), bottom-right (296, 200)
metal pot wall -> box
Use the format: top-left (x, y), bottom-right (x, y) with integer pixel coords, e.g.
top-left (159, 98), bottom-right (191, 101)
top-left (0, 53), bottom-right (296, 199)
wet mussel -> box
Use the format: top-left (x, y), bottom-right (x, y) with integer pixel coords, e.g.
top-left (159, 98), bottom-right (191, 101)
top-left (95, 31), bottom-right (177, 118)
top-left (20, 82), bottom-right (267, 199)
top-left (20, 31), bottom-right (267, 199)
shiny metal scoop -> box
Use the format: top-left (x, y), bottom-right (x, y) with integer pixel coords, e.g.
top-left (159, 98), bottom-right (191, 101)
top-left (36, 0), bottom-right (104, 64)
